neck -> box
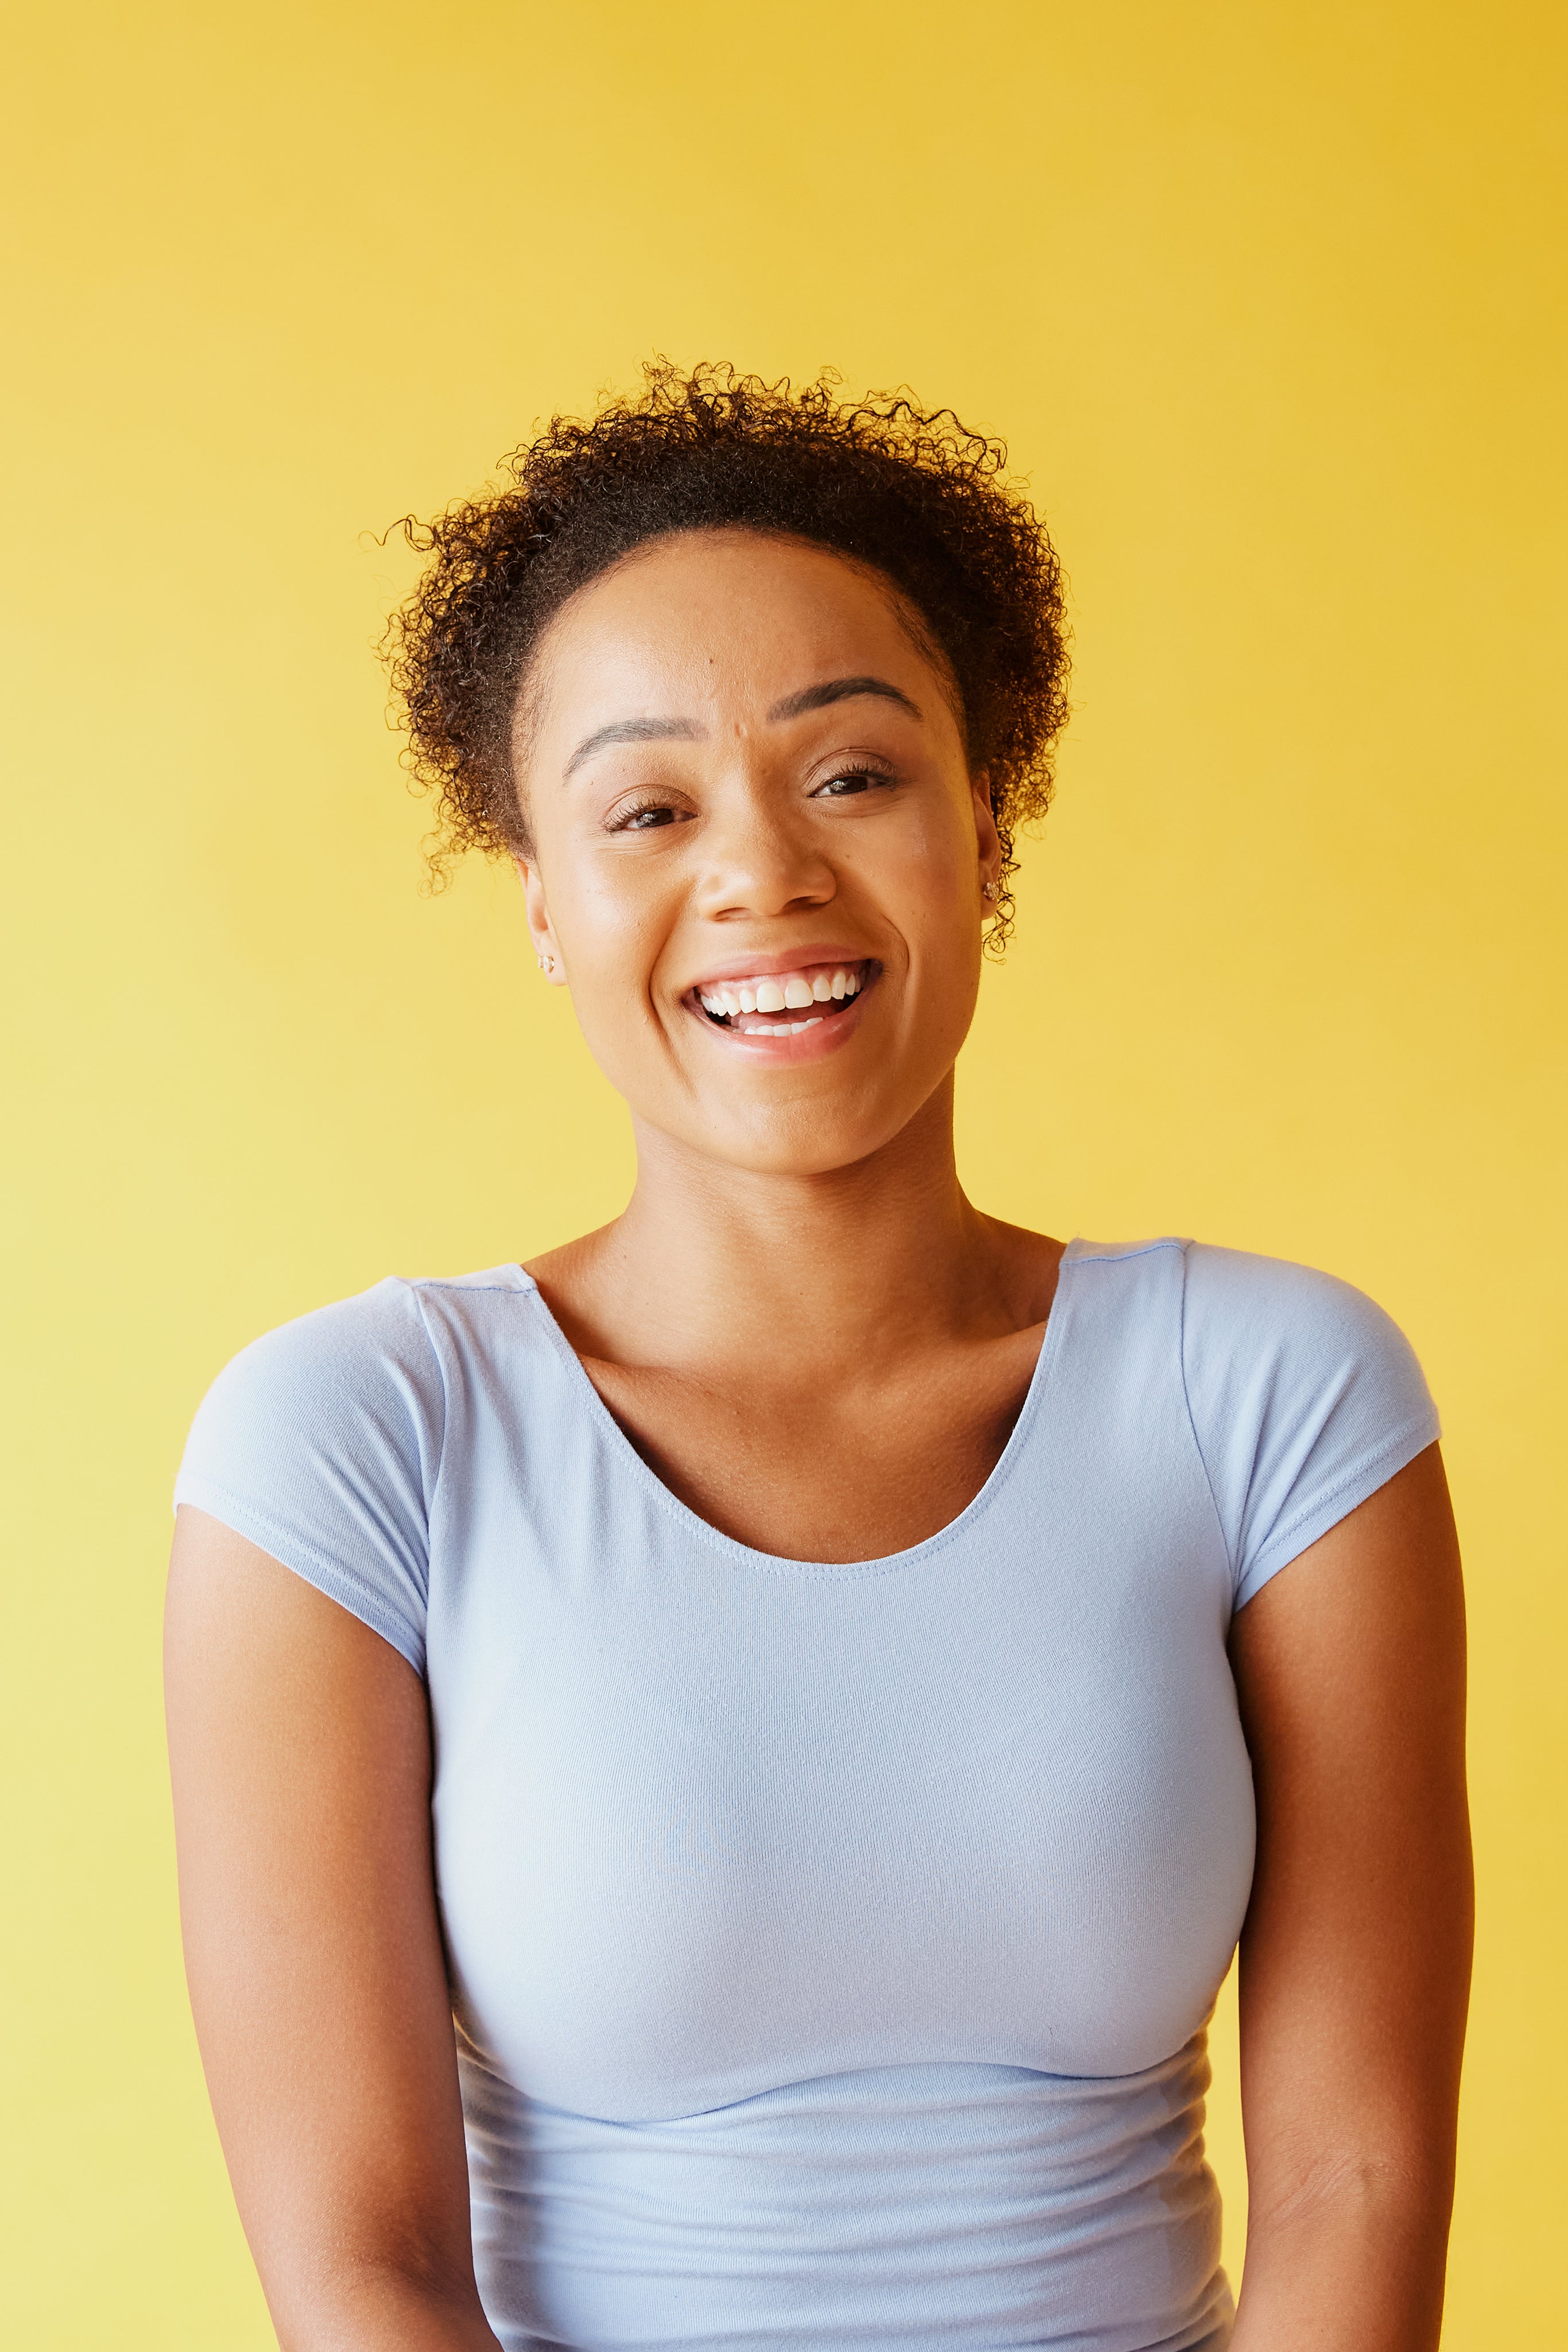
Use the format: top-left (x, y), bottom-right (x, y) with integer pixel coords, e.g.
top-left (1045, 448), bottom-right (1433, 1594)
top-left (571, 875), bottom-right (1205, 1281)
top-left (559, 1077), bottom-right (1041, 1379)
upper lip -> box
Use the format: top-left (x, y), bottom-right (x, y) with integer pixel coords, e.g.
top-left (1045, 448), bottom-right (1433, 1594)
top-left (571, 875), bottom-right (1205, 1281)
top-left (680, 944), bottom-right (879, 992)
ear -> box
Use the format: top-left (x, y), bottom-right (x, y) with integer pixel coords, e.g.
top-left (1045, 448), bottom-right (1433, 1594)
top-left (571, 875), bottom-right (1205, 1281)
top-left (513, 854), bottom-right (567, 985)
top-left (970, 769), bottom-right (1002, 899)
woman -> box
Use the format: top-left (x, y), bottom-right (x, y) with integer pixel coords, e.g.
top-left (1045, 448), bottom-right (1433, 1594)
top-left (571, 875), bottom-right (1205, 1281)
top-left (165, 365), bottom-right (1472, 2352)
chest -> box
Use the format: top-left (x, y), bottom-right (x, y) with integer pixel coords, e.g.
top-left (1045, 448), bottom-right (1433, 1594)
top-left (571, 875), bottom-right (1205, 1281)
top-left (575, 1330), bottom-right (1048, 1563)
top-left (423, 1316), bottom-right (1253, 2122)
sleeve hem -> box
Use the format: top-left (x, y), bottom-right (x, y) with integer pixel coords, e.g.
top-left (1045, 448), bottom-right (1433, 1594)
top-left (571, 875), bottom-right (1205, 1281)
top-left (1232, 1412), bottom-right (1442, 1610)
top-left (172, 1475), bottom-right (428, 1677)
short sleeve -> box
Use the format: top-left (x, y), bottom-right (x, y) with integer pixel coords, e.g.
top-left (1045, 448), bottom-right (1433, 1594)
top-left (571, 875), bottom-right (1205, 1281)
top-left (173, 1279), bottom-right (443, 1674)
top-left (1179, 1243), bottom-right (1441, 1609)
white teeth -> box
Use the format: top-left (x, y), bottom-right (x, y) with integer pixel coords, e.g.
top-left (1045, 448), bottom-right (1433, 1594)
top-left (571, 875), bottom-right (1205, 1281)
top-left (699, 1002), bottom-right (828, 1036)
top-left (695, 963), bottom-right (869, 1023)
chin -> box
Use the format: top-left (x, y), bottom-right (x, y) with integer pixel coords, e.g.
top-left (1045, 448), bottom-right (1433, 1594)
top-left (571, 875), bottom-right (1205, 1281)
top-left (691, 1098), bottom-right (926, 1181)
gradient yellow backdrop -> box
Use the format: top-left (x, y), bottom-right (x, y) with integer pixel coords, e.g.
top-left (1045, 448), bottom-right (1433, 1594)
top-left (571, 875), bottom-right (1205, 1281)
top-left (3, 3), bottom-right (1563, 2343)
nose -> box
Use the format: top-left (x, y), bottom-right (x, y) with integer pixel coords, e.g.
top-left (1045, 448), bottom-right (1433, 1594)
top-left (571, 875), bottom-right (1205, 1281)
top-left (694, 777), bottom-right (837, 921)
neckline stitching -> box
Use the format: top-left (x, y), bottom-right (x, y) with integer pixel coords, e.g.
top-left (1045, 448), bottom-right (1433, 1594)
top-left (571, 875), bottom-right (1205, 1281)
top-left (508, 1244), bottom-right (1085, 1577)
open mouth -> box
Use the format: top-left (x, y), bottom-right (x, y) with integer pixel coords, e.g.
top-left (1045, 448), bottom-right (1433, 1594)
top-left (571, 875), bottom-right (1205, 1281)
top-left (687, 959), bottom-right (880, 1039)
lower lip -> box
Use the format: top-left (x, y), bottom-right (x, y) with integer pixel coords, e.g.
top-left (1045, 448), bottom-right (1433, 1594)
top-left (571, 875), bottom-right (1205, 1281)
top-left (685, 981), bottom-right (874, 1063)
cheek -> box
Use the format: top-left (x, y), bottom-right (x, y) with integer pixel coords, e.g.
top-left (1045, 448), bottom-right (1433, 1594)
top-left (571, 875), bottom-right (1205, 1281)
top-left (567, 885), bottom-right (660, 999)
top-left (864, 795), bottom-right (981, 933)
top-left (534, 811), bottom-right (661, 958)
top-left (544, 856), bottom-right (679, 1070)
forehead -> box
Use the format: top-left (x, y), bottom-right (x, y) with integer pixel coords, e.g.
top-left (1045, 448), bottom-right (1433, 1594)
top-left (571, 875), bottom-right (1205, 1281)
top-left (524, 529), bottom-right (954, 739)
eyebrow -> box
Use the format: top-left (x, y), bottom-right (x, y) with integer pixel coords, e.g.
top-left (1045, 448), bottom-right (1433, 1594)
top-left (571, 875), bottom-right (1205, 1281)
top-left (766, 675), bottom-right (923, 724)
top-left (562, 675), bottom-right (923, 782)
top-left (563, 715), bottom-right (706, 779)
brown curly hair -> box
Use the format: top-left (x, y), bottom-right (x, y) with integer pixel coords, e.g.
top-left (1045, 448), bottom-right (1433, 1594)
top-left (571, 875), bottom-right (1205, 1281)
top-left (383, 361), bottom-right (1070, 945)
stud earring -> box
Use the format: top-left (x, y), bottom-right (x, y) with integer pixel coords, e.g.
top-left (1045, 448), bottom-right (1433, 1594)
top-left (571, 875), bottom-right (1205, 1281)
top-left (537, 952), bottom-right (555, 973)
top-left (981, 881), bottom-right (998, 903)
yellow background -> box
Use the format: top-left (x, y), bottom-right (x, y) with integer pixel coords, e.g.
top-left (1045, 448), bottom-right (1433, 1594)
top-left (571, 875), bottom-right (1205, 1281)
top-left (3, 3), bottom-right (1563, 2343)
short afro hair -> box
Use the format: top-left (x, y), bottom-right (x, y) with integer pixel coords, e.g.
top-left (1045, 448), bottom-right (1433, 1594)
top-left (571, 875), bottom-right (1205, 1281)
top-left (383, 361), bottom-right (1070, 945)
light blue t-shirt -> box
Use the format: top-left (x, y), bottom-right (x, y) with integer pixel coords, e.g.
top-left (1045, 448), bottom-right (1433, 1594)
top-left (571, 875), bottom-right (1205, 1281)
top-left (175, 1237), bottom-right (1440, 2352)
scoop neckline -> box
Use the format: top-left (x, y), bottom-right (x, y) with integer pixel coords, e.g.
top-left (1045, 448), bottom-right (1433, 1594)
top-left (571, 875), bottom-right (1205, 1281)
top-left (502, 1237), bottom-right (1089, 1577)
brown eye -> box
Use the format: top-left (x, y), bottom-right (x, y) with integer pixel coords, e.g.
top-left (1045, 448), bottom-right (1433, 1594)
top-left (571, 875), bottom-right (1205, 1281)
top-left (607, 798), bottom-right (691, 833)
top-left (811, 764), bottom-right (893, 799)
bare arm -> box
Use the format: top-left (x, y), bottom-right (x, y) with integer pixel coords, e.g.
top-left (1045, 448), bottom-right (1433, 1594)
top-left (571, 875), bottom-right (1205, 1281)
top-left (165, 1507), bottom-right (502, 2351)
top-left (1228, 1444), bottom-right (1472, 2351)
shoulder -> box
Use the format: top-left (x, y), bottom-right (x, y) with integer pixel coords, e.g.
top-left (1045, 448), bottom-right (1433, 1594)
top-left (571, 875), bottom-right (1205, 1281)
top-left (184, 1264), bottom-right (532, 1426)
top-left (1071, 1238), bottom-right (1441, 1608)
top-left (173, 1267), bottom-right (531, 1676)
top-left (180, 1276), bottom-right (443, 1455)
top-left (1178, 1237), bottom-right (1411, 1345)
top-left (1176, 1242), bottom-right (1435, 1443)
top-left (1067, 1233), bottom-right (1413, 1344)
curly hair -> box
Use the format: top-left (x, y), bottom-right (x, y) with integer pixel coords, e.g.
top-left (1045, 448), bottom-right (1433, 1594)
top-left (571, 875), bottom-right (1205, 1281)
top-left (382, 361), bottom-right (1070, 945)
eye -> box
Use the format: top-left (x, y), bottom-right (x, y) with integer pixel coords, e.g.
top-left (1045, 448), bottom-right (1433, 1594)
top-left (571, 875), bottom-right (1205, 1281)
top-left (605, 796), bottom-right (691, 833)
top-left (811, 762), bottom-right (895, 799)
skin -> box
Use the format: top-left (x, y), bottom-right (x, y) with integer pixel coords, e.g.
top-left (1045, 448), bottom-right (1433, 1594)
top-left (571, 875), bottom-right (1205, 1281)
top-left (167, 526), bottom-right (1472, 2349)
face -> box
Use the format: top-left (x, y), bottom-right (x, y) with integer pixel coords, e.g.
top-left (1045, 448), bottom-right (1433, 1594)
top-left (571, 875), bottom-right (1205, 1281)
top-left (515, 528), bottom-right (1001, 1177)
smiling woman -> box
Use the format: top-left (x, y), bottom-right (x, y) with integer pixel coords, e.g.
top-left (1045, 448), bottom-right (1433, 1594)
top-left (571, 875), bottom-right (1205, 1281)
top-left (165, 364), bottom-right (1471, 2352)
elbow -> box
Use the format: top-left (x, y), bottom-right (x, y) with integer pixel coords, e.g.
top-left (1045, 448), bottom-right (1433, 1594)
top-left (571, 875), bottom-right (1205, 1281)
top-left (265, 2250), bottom-right (500, 2352)
top-left (1246, 2137), bottom-right (1457, 2254)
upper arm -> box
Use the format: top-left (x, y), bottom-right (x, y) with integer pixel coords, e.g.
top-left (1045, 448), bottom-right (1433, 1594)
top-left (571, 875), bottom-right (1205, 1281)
top-left (1228, 1444), bottom-right (1472, 2328)
top-left (165, 1506), bottom-right (486, 2346)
